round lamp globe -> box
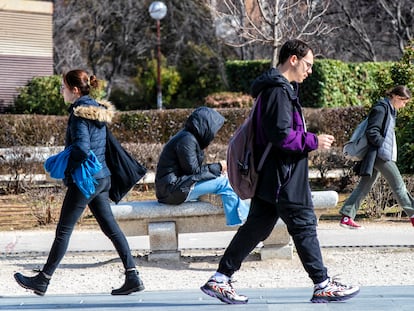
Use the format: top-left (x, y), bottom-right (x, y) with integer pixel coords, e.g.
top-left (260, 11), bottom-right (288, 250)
top-left (149, 1), bottom-right (167, 20)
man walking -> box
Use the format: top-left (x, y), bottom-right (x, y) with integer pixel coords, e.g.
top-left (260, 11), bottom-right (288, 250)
top-left (200, 39), bottom-right (360, 304)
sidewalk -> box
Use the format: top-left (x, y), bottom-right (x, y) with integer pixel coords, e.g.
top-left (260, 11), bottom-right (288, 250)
top-left (2, 286), bottom-right (414, 310)
top-left (1, 220), bottom-right (413, 254)
top-left (1, 220), bottom-right (414, 310)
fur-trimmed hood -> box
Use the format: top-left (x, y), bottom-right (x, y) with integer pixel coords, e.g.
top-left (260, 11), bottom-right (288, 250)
top-left (64, 95), bottom-right (112, 184)
top-left (71, 96), bottom-right (115, 124)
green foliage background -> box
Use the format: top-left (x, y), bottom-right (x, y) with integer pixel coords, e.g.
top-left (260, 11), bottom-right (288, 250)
top-left (12, 75), bottom-right (107, 115)
top-left (8, 41), bottom-right (414, 173)
top-left (12, 76), bottom-right (65, 115)
top-left (109, 43), bottom-right (225, 110)
top-left (390, 41), bottom-right (414, 174)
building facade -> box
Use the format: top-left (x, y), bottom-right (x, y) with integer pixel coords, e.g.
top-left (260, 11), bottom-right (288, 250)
top-left (0, 0), bottom-right (53, 112)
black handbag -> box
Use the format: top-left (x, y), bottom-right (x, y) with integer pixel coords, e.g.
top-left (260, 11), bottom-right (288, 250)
top-left (105, 127), bottom-right (147, 203)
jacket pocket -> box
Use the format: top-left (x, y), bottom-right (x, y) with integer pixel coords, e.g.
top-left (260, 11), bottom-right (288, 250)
top-left (275, 158), bottom-right (293, 201)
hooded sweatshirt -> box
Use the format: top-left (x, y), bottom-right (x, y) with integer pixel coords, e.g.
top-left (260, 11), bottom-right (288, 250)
top-left (251, 68), bottom-right (318, 207)
top-left (155, 107), bottom-right (225, 204)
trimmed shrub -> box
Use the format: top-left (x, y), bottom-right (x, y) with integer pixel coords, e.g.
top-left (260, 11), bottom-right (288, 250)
top-left (204, 92), bottom-right (253, 108)
top-left (225, 60), bottom-right (270, 93)
top-left (299, 60), bottom-right (393, 107)
top-left (12, 75), bottom-right (65, 115)
top-left (0, 106), bottom-right (369, 147)
top-left (225, 59), bottom-right (393, 108)
top-left (12, 75), bottom-right (107, 116)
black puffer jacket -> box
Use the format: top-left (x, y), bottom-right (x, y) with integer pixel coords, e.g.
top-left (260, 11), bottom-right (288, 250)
top-left (155, 107), bottom-right (224, 204)
top-left (64, 95), bottom-right (115, 184)
top-left (358, 98), bottom-right (391, 176)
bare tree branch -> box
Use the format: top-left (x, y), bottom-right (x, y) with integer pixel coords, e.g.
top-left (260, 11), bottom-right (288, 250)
top-left (332, 0), bottom-right (378, 61)
top-left (209, 0), bottom-right (333, 66)
top-left (378, 0), bottom-right (413, 53)
top-left (54, 0), bottom-right (150, 97)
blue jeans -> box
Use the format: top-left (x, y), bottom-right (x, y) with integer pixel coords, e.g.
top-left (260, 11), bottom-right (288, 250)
top-left (340, 158), bottom-right (414, 219)
top-left (186, 175), bottom-right (250, 226)
top-left (42, 176), bottom-right (136, 276)
top-left (217, 195), bottom-right (328, 284)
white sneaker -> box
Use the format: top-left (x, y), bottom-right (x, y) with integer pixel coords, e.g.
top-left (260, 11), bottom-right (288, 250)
top-left (311, 277), bottom-right (360, 303)
top-left (200, 276), bottom-right (248, 304)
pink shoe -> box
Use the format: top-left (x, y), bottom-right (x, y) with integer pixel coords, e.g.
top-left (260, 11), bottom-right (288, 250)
top-left (410, 216), bottom-right (414, 227)
top-left (340, 216), bottom-right (363, 229)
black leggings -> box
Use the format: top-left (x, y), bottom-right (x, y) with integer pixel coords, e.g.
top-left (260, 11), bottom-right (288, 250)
top-left (42, 176), bottom-right (135, 276)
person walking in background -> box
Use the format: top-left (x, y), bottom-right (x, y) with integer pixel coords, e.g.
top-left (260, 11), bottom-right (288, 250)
top-left (340, 85), bottom-right (413, 229)
top-left (14, 69), bottom-right (144, 296)
top-left (200, 39), bottom-right (360, 304)
top-left (155, 106), bottom-right (249, 226)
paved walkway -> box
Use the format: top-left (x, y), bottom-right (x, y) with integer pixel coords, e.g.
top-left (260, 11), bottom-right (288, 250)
top-left (1, 221), bottom-right (414, 310)
top-left (1, 220), bottom-right (413, 254)
top-left (1, 286), bottom-right (413, 310)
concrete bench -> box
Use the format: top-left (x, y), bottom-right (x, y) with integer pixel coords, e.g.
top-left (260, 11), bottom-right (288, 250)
top-left (111, 190), bottom-right (338, 261)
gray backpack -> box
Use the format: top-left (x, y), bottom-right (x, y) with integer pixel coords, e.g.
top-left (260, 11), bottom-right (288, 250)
top-left (342, 118), bottom-right (369, 161)
top-left (343, 100), bottom-right (391, 162)
top-left (227, 96), bottom-right (272, 199)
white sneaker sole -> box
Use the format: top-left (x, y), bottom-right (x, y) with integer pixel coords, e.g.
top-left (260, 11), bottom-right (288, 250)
top-left (200, 285), bottom-right (248, 304)
top-left (340, 223), bottom-right (364, 229)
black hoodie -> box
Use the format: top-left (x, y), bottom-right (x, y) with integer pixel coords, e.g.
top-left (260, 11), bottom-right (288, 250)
top-left (155, 107), bottom-right (225, 204)
top-left (250, 68), bottom-right (318, 207)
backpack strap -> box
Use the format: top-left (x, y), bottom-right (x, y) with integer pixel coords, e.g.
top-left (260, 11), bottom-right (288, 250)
top-left (257, 142), bottom-right (272, 171)
top-left (252, 93), bottom-right (272, 172)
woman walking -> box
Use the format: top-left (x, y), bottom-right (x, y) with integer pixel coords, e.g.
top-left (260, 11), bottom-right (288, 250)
top-left (340, 85), bottom-right (414, 229)
top-left (14, 69), bottom-right (144, 296)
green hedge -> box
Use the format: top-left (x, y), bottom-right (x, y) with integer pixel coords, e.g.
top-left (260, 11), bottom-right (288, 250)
top-left (225, 60), bottom-right (271, 94)
top-left (7, 59), bottom-right (398, 114)
top-left (114, 108), bottom-right (250, 145)
top-left (0, 107), bottom-right (366, 147)
top-left (299, 60), bottom-right (394, 107)
top-left (4, 105), bottom-right (414, 173)
top-left (225, 59), bottom-right (394, 108)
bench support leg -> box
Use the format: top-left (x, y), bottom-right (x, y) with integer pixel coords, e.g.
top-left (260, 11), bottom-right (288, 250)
top-left (261, 220), bottom-right (293, 260)
top-left (260, 243), bottom-right (293, 260)
top-left (148, 222), bottom-right (180, 261)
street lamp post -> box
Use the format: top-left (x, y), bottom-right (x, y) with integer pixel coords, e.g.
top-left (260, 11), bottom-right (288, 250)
top-left (149, 1), bottom-right (167, 110)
